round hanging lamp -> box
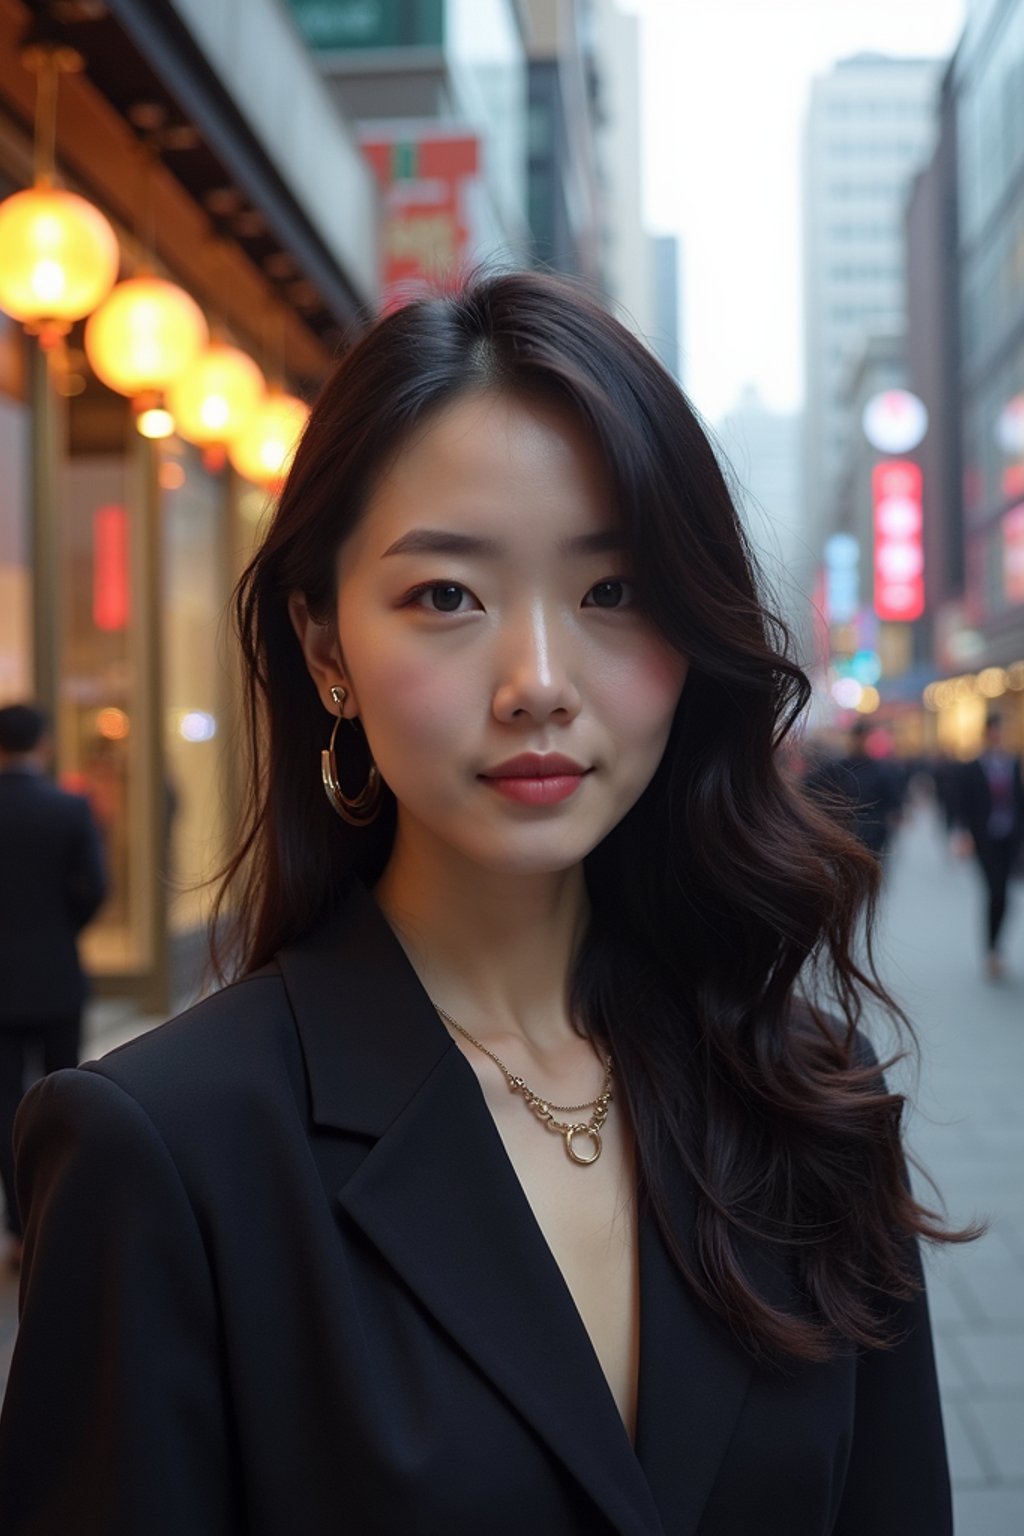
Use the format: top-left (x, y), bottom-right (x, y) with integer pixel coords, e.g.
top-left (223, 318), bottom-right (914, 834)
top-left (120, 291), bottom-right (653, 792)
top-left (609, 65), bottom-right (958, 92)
top-left (167, 343), bottom-right (265, 447)
top-left (228, 390), bottom-right (309, 488)
top-left (0, 185), bottom-right (119, 343)
top-left (84, 275), bottom-right (208, 397)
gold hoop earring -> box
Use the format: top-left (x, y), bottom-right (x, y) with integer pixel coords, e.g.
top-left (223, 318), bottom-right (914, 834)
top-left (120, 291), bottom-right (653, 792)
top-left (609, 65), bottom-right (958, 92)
top-left (321, 684), bottom-right (382, 826)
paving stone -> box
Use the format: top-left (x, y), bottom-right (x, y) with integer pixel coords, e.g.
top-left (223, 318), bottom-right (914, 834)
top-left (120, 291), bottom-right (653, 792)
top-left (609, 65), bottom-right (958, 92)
top-left (954, 1484), bottom-right (1024, 1536)
top-left (926, 1265), bottom-right (978, 1326)
top-left (933, 1329), bottom-right (976, 1394)
top-left (999, 1218), bottom-right (1024, 1265)
top-left (953, 1262), bottom-right (1024, 1327)
top-left (967, 1396), bottom-right (1024, 1482)
top-left (944, 1399), bottom-right (994, 1483)
top-left (947, 1330), bottom-right (1024, 1391)
top-left (984, 1225), bottom-right (1024, 1273)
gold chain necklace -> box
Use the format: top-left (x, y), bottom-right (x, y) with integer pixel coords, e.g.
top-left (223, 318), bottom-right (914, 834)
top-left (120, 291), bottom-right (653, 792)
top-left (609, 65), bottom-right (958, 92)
top-left (433, 1003), bottom-right (613, 1166)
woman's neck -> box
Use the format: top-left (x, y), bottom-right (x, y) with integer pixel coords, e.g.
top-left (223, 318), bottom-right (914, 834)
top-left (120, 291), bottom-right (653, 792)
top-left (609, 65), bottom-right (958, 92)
top-left (372, 826), bottom-right (591, 1052)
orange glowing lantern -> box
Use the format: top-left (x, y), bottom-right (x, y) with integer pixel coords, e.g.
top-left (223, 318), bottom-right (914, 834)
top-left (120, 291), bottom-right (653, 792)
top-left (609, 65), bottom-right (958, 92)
top-left (167, 343), bottom-right (265, 447)
top-left (84, 275), bottom-right (207, 397)
top-left (0, 185), bottom-right (119, 344)
top-left (228, 389), bottom-right (309, 488)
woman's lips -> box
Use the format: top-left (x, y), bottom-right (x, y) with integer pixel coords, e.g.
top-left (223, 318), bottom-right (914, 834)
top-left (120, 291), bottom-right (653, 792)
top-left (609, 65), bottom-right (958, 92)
top-left (482, 772), bottom-right (588, 806)
top-left (482, 753), bottom-right (587, 777)
top-left (482, 764), bottom-right (592, 811)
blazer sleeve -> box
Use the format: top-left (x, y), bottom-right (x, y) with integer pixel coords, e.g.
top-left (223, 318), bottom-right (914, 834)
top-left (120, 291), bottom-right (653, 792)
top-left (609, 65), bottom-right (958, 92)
top-left (832, 1239), bottom-right (952, 1534)
top-left (65, 796), bottom-right (108, 931)
top-left (0, 1068), bottom-right (240, 1535)
top-left (833, 1033), bottom-right (953, 1534)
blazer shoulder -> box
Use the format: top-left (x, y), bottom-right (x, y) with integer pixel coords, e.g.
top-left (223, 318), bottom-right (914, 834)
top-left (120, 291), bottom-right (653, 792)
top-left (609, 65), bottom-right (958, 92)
top-left (84, 968), bottom-right (302, 1136)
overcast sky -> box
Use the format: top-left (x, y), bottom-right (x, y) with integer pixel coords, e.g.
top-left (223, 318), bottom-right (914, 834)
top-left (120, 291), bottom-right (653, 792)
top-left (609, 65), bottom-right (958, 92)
top-left (620, 0), bottom-right (967, 424)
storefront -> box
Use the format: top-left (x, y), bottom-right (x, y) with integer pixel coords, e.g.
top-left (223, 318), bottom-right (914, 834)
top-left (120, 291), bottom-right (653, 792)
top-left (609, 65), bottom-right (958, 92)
top-left (0, 0), bottom-right (377, 1008)
top-left (923, 661), bottom-right (1024, 757)
top-left (951, 1), bottom-right (1024, 758)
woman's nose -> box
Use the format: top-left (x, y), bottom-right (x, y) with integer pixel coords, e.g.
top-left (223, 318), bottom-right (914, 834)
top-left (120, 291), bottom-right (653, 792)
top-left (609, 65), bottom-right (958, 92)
top-left (490, 600), bottom-right (583, 724)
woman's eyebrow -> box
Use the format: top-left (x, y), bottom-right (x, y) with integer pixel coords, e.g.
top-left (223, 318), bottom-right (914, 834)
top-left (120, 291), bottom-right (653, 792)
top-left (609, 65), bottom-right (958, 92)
top-left (381, 528), bottom-right (629, 558)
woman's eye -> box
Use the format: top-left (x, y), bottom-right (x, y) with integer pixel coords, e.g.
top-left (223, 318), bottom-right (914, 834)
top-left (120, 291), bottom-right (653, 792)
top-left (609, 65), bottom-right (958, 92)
top-left (584, 579), bottom-right (633, 609)
top-left (408, 582), bottom-right (476, 614)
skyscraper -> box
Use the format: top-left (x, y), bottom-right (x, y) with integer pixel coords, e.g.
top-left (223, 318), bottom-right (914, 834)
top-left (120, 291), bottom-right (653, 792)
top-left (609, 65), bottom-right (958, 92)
top-left (717, 386), bottom-right (805, 655)
top-left (801, 54), bottom-right (943, 574)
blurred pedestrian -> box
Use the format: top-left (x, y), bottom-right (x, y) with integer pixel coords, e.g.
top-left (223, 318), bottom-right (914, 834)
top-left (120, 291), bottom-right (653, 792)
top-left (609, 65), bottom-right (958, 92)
top-left (0, 703), bottom-right (107, 1271)
top-left (953, 712), bottom-right (1024, 980)
top-left (804, 718), bottom-right (903, 862)
top-left (929, 750), bottom-right (961, 838)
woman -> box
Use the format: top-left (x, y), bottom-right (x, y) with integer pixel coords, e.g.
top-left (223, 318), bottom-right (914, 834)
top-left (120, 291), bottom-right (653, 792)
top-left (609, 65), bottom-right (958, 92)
top-left (0, 273), bottom-right (972, 1535)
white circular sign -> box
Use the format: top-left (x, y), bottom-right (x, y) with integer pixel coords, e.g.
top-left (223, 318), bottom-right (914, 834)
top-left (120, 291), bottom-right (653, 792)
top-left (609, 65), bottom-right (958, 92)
top-left (862, 390), bottom-right (929, 453)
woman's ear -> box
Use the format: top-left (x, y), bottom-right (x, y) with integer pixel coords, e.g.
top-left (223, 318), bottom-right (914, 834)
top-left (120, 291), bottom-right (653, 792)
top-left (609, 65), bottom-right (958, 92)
top-left (287, 593), bottom-right (353, 715)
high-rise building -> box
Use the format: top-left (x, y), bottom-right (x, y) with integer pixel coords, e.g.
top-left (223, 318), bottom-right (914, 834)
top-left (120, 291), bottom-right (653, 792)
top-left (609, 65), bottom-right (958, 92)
top-left (801, 54), bottom-right (944, 569)
top-left (951, 0), bottom-right (1024, 694)
top-left (521, 0), bottom-right (603, 282)
top-left (587, 0), bottom-right (654, 338)
top-left (649, 233), bottom-right (682, 384)
top-left (905, 64), bottom-right (962, 678)
top-left (716, 387), bottom-right (806, 655)
top-left (902, 0), bottom-right (1024, 755)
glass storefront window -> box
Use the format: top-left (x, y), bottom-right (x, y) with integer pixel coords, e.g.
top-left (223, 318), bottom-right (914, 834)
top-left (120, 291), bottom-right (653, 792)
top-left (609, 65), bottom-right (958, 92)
top-left (0, 318), bottom-right (31, 703)
top-left (59, 386), bottom-right (152, 978)
top-left (161, 443), bottom-right (233, 987)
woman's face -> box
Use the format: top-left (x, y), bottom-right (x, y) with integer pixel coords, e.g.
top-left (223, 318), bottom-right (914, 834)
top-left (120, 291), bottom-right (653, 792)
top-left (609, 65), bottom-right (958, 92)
top-left (297, 389), bottom-right (688, 876)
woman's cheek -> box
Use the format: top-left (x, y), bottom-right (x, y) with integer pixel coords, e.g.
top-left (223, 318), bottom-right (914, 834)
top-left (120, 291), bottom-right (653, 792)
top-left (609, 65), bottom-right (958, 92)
top-left (601, 641), bottom-right (687, 737)
top-left (359, 649), bottom-right (473, 758)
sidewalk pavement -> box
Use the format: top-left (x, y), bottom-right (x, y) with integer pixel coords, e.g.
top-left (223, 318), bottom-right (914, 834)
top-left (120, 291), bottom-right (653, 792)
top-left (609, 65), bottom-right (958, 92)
top-left (873, 798), bottom-right (1024, 1536)
top-left (0, 801), bottom-right (1021, 1533)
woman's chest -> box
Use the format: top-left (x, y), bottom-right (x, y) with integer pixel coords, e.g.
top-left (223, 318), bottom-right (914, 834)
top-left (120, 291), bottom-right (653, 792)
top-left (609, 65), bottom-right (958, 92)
top-left (485, 1093), bottom-right (641, 1441)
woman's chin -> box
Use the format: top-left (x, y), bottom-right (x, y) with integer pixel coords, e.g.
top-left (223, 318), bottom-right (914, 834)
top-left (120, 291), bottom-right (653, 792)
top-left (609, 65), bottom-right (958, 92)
top-left (451, 833), bottom-right (606, 878)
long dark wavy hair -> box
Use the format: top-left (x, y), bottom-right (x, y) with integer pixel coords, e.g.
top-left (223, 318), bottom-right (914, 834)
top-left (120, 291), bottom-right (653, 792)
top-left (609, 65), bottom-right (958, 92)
top-left (214, 270), bottom-right (977, 1364)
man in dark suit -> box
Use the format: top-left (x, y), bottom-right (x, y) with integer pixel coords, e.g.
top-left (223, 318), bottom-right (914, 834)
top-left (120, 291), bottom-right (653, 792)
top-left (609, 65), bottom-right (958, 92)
top-left (954, 712), bottom-right (1024, 980)
top-left (804, 719), bottom-right (904, 862)
top-left (0, 703), bottom-right (107, 1269)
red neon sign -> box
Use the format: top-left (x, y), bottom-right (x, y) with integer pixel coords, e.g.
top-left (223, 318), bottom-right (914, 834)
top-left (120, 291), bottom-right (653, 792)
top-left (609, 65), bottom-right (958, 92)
top-left (873, 461), bottom-right (924, 622)
top-left (1005, 504), bottom-right (1024, 604)
top-left (93, 503), bottom-right (129, 632)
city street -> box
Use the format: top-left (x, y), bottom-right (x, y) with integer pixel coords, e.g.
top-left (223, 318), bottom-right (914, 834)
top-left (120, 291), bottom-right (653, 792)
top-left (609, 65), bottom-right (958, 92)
top-left (1, 794), bottom-right (1022, 1532)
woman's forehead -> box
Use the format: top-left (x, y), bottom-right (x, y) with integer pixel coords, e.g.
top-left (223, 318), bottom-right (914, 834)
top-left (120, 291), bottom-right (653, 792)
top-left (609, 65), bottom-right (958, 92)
top-left (360, 391), bottom-right (616, 543)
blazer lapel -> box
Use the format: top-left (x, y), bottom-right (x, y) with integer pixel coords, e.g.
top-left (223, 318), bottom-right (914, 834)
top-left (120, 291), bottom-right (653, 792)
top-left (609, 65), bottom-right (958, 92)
top-left (634, 1194), bottom-right (755, 1536)
top-left (279, 879), bottom-right (775, 1536)
top-left (278, 880), bottom-right (665, 1536)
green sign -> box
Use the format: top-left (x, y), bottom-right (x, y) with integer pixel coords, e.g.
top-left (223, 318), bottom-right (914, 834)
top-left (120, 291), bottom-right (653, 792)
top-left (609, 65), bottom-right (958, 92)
top-left (286, 0), bottom-right (444, 51)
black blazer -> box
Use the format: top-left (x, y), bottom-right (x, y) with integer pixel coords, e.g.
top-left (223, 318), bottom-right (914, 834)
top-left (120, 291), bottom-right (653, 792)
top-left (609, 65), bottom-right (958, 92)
top-left (0, 769), bottom-right (107, 1022)
top-left (955, 754), bottom-right (1024, 848)
top-left (0, 880), bottom-right (951, 1535)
